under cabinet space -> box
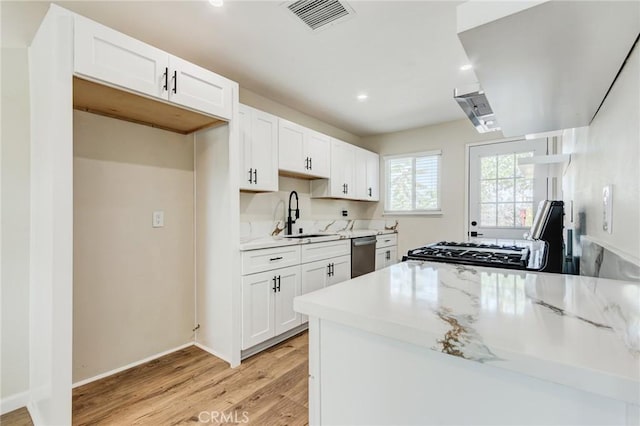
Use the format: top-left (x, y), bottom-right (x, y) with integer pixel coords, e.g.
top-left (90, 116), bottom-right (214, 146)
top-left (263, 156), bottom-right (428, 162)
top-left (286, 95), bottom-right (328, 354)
top-left (73, 77), bottom-right (224, 134)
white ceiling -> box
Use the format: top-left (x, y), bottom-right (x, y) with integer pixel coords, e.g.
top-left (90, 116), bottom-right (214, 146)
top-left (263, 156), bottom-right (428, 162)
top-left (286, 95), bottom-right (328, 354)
top-left (1, 0), bottom-right (479, 136)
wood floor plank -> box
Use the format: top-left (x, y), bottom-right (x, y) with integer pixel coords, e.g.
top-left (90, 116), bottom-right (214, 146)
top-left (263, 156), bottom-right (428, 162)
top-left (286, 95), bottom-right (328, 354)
top-left (72, 331), bottom-right (309, 425)
top-left (0, 407), bottom-right (33, 426)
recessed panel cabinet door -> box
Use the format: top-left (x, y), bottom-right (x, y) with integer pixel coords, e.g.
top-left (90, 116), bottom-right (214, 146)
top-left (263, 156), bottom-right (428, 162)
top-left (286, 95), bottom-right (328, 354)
top-left (242, 270), bottom-right (276, 350)
top-left (74, 15), bottom-right (168, 99)
top-left (274, 266), bottom-right (302, 335)
top-left (365, 150), bottom-right (380, 201)
top-left (168, 55), bottom-right (232, 120)
top-left (300, 260), bottom-right (330, 323)
top-left (250, 109), bottom-right (279, 191)
top-left (375, 248), bottom-right (387, 271)
top-left (238, 105), bottom-right (253, 190)
top-left (279, 119), bottom-right (306, 174)
top-left (306, 131), bottom-right (331, 178)
top-left (328, 255), bottom-right (352, 285)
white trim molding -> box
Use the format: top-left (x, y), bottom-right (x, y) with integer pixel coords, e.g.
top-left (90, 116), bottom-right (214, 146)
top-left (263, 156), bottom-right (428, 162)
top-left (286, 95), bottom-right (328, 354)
top-left (0, 391), bottom-right (30, 415)
top-left (72, 342), bottom-right (194, 388)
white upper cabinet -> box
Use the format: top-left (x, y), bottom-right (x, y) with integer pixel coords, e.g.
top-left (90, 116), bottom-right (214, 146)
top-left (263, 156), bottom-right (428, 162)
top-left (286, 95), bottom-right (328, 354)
top-left (168, 56), bottom-right (232, 120)
top-left (312, 140), bottom-right (379, 201)
top-left (74, 15), bottom-right (168, 100)
top-left (278, 119), bottom-right (330, 178)
top-left (331, 139), bottom-right (356, 198)
top-left (354, 147), bottom-right (380, 201)
top-left (239, 104), bottom-right (278, 192)
top-left (73, 14), bottom-right (232, 120)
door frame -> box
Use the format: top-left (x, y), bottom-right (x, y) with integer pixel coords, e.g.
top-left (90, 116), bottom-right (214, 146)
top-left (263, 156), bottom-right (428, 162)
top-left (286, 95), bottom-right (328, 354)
top-left (464, 137), bottom-right (550, 241)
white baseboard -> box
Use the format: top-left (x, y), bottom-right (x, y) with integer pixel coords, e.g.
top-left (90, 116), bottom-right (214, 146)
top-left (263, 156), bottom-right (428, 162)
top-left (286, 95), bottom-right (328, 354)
top-left (72, 342), bottom-right (194, 388)
top-left (0, 390), bottom-right (30, 415)
top-left (194, 342), bottom-right (231, 365)
top-left (26, 401), bottom-right (42, 426)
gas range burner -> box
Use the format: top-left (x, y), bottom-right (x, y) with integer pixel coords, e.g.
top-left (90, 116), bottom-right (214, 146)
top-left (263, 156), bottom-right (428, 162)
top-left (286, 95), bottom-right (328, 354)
top-left (404, 241), bottom-right (532, 270)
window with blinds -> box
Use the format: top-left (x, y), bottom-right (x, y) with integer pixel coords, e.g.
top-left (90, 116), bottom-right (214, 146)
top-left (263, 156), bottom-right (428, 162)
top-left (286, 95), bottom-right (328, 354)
top-left (384, 150), bottom-right (441, 214)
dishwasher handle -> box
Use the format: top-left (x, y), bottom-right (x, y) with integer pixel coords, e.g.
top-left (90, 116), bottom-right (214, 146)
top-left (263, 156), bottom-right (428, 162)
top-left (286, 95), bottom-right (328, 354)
top-left (352, 236), bottom-right (377, 246)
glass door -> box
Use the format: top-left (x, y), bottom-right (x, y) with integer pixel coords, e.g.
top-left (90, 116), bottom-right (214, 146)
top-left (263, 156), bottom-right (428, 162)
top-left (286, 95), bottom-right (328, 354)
top-left (468, 139), bottom-right (547, 240)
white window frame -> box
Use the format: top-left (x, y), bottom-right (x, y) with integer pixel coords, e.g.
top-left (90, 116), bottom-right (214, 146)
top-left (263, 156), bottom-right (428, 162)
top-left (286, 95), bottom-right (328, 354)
top-left (383, 150), bottom-right (442, 215)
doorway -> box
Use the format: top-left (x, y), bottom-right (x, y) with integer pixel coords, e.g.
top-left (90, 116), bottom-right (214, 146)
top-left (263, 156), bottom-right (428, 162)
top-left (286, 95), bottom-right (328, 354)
top-left (468, 139), bottom-right (547, 239)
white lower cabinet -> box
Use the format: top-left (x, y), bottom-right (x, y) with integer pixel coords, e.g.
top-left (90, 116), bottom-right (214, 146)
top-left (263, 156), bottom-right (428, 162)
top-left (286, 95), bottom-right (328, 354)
top-left (241, 265), bottom-right (301, 350)
top-left (300, 254), bottom-right (351, 322)
top-left (375, 234), bottom-right (398, 270)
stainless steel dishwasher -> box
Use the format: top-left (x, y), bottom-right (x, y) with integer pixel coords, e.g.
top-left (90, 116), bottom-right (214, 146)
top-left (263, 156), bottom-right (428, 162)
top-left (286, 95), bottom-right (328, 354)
top-left (351, 236), bottom-right (377, 278)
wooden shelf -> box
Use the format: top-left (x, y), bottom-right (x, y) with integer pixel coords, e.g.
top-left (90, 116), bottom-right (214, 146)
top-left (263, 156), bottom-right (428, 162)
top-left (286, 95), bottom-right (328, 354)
top-left (73, 77), bottom-right (224, 134)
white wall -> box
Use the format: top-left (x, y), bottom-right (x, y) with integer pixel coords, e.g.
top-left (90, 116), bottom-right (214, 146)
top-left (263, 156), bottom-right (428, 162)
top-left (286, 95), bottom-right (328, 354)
top-left (562, 43), bottom-right (640, 263)
top-left (1, 48), bottom-right (31, 403)
top-left (360, 119), bottom-right (503, 256)
top-left (73, 111), bottom-right (196, 383)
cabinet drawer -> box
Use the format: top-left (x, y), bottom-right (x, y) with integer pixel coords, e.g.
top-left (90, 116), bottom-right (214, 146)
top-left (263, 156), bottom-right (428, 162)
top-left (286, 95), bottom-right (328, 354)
top-left (242, 245), bottom-right (301, 275)
top-left (301, 239), bottom-right (350, 264)
top-left (376, 234), bottom-right (397, 248)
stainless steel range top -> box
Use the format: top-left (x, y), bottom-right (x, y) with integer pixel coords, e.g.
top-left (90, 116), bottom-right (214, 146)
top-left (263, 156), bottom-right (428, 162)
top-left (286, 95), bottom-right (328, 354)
top-left (403, 241), bottom-right (544, 271)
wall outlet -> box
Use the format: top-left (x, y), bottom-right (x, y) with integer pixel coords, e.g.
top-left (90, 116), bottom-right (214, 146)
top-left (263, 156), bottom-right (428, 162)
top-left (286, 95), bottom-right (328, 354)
top-left (602, 185), bottom-right (613, 234)
top-left (152, 210), bottom-right (164, 228)
top-left (341, 210), bottom-right (348, 217)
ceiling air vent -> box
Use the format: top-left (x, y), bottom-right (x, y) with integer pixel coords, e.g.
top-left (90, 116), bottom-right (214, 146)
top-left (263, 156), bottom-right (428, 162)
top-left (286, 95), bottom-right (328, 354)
top-left (286, 0), bottom-right (355, 31)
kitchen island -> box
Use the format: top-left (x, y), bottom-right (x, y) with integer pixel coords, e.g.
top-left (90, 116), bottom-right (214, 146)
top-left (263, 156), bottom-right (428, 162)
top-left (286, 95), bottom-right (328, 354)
top-left (294, 261), bottom-right (640, 425)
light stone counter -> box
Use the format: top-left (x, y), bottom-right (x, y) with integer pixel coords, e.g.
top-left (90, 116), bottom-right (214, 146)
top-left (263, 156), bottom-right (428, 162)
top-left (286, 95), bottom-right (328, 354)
top-left (295, 261), bottom-right (640, 425)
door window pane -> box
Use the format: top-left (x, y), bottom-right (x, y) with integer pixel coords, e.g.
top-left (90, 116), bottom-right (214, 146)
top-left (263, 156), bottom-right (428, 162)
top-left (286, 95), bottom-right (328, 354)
top-left (497, 203), bottom-right (515, 227)
top-left (480, 181), bottom-right (497, 203)
top-left (516, 203), bottom-right (534, 227)
top-left (481, 203), bottom-right (497, 227)
top-left (497, 179), bottom-right (515, 202)
top-left (497, 154), bottom-right (515, 178)
top-left (481, 157), bottom-right (497, 180)
top-left (516, 178), bottom-right (533, 202)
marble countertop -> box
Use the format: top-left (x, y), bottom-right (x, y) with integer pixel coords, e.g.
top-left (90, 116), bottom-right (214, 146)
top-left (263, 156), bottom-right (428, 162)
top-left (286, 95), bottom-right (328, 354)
top-left (240, 229), bottom-right (396, 251)
top-left (294, 261), bottom-right (640, 404)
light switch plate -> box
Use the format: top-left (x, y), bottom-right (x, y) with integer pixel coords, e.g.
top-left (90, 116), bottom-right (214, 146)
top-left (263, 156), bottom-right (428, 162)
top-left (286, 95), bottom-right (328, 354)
top-left (602, 185), bottom-right (613, 234)
top-left (153, 210), bottom-right (164, 228)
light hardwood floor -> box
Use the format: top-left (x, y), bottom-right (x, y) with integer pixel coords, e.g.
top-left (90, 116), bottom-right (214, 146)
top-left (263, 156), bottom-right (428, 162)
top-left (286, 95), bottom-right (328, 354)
top-left (1, 332), bottom-right (308, 426)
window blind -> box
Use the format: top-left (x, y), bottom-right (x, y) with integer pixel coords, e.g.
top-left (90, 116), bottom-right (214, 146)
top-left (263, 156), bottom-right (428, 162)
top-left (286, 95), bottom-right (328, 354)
top-left (385, 151), bottom-right (441, 213)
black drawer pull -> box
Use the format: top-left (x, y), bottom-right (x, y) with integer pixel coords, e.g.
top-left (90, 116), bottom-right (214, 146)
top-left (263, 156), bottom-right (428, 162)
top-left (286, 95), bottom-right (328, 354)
top-left (269, 256), bottom-right (283, 261)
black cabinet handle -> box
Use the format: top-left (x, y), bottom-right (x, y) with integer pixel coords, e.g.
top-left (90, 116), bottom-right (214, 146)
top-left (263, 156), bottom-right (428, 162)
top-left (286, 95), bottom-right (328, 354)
top-left (309, 157), bottom-right (312, 170)
top-left (304, 157), bottom-right (309, 170)
top-left (277, 275), bottom-right (281, 292)
top-left (342, 183), bottom-right (347, 194)
top-left (331, 263), bottom-right (335, 276)
top-left (269, 256), bottom-right (283, 261)
top-left (272, 276), bottom-right (277, 292)
top-left (253, 169), bottom-right (257, 184)
top-left (163, 67), bottom-right (168, 91)
top-left (345, 184), bottom-right (349, 194)
top-left (368, 187), bottom-right (372, 197)
top-left (248, 168), bottom-right (253, 184)
top-left (172, 70), bottom-right (177, 94)
top-left (327, 264), bottom-right (331, 277)
top-left (386, 250), bottom-right (390, 260)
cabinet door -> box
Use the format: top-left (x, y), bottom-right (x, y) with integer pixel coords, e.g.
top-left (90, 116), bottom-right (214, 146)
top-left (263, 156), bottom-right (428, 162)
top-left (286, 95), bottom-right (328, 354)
top-left (238, 105), bottom-right (253, 190)
top-left (74, 15), bottom-right (168, 100)
top-left (274, 266), bottom-right (302, 335)
top-left (365, 150), bottom-right (380, 201)
top-left (375, 248), bottom-right (387, 271)
top-left (250, 109), bottom-right (279, 192)
top-left (330, 139), bottom-right (356, 198)
top-left (328, 255), bottom-right (352, 286)
top-left (278, 119), bottom-right (306, 174)
top-left (354, 148), bottom-right (369, 200)
top-left (387, 246), bottom-right (398, 267)
top-left (305, 131), bottom-right (331, 178)
top-left (300, 260), bottom-right (330, 323)
top-left (242, 270), bottom-right (276, 349)
top-left (168, 55), bottom-right (232, 120)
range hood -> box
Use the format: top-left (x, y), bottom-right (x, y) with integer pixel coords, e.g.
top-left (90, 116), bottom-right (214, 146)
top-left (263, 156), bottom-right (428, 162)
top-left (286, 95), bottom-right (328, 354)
top-left (454, 85), bottom-right (501, 133)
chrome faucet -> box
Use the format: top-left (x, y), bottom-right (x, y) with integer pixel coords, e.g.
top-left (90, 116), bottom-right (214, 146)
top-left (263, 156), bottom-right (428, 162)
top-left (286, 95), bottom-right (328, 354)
top-left (287, 191), bottom-right (300, 235)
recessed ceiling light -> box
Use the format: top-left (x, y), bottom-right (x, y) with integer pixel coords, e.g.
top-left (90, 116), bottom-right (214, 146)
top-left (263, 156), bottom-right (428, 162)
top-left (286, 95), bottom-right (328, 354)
top-left (357, 94), bottom-right (368, 101)
top-left (460, 64), bottom-right (473, 71)
top-left (209, 0), bottom-right (224, 7)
